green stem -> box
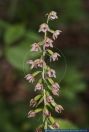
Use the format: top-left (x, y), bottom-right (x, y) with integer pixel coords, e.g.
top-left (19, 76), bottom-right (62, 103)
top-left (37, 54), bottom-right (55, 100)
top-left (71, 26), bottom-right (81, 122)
top-left (42, 15), bottom-right (50, 129)
top-left (42, 32), bottom-right (47, 129)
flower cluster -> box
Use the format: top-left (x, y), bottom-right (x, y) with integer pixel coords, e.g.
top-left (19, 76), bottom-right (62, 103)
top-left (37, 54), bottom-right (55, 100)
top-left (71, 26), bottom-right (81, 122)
top-left (25, 11), bottom-right (63, 132)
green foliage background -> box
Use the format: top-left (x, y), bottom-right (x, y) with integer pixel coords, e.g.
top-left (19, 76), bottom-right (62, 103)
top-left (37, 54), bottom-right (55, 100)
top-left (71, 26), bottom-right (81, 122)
top-left (0, 0), bottom-right (89, 131)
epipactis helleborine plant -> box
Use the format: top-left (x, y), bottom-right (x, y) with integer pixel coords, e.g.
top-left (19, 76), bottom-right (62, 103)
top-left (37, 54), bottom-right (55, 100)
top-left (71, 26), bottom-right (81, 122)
top-left (25, 11), bottom-right (64, 132)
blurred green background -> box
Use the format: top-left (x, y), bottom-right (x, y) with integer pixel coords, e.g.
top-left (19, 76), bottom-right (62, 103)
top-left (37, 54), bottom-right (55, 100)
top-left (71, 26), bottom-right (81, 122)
top-left (0, 0), bottom-right (89, 131)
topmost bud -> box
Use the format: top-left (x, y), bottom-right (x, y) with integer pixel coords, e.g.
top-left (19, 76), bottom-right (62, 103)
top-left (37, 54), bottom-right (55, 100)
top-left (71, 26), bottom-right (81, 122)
top-left (48, 11), bottom-right (58, 20)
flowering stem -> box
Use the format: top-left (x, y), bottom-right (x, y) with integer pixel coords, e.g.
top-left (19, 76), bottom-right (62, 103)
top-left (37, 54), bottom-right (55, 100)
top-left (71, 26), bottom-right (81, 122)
top-left (25, 11), bottom-right (63, 131)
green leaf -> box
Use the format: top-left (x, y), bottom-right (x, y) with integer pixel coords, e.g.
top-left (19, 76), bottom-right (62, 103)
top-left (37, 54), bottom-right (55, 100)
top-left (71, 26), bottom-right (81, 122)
top-left (26, 31), bottom-right (42, 42)
top-left (5, 25), bottom-right (26, 45)
top-left (5, 29), bottom-right (41, 70)
top-left (6, 45), bottom-right (41, 71)
top-left (6, 45), bottom-right (29, 71)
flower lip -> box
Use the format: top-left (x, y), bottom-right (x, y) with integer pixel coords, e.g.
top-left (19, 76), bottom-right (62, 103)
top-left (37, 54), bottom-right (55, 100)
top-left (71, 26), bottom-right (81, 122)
top-left (45, 37), bottom-right (53, 48)
top-left (46, 95), bottom-right (54, 103)
top-left (35, 59), bottom-right (43, 68)
top-left (47, 69), bottom-right (56, 78)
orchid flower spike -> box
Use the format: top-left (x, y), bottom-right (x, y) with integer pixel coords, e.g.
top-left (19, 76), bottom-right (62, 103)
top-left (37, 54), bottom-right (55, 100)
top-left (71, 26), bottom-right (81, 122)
top-left (25, 11), bottom-right (63, 132)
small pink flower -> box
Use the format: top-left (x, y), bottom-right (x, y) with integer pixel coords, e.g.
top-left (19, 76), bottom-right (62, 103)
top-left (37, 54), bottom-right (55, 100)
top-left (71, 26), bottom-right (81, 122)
top-left (35, 59), bottom-right (43, 68)
top-left (53, 83), bottom-right (60, 89)
top-left (31, 43), bottom-right (41, 52)
top-left (52, 122), bottom-right (59, 128)
top-left (25, 74), bottom-right (34, 83)
top-left (47, 69), bottom-right (56, 78)
top-left (50, 52), bottom-right (60, 61)
top-left (27, 59), bottom-right (43, 69)
top-left (28, 110), bottom-right (36, 118)
top-left (49, 11), bottom-right (58, 20)
top-left (53, 30), bottom-right (62, 40)
top-left (52, 83), bottom-right (60, 96)
top-left (35, 83), bottom-right (43, 91)
top-left (46, 96), bottom-right (54, 103)
top-left (39, 23), bottom-right (49, 33)
top-left (45, 38), bottom-right (53, 48)
top-left (27, 60), bottom-right (34, 69)
top-left (55, 105), bottom-right (64, 113)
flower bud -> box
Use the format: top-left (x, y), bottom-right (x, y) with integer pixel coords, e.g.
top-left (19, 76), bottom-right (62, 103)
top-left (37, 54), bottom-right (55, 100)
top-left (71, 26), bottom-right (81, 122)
top-left (53, 30), bottom-right (62, 40)
top-left (28, 110), bottom-right (36, 118)
top-left (35, 83), bottom-right (43, 91)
